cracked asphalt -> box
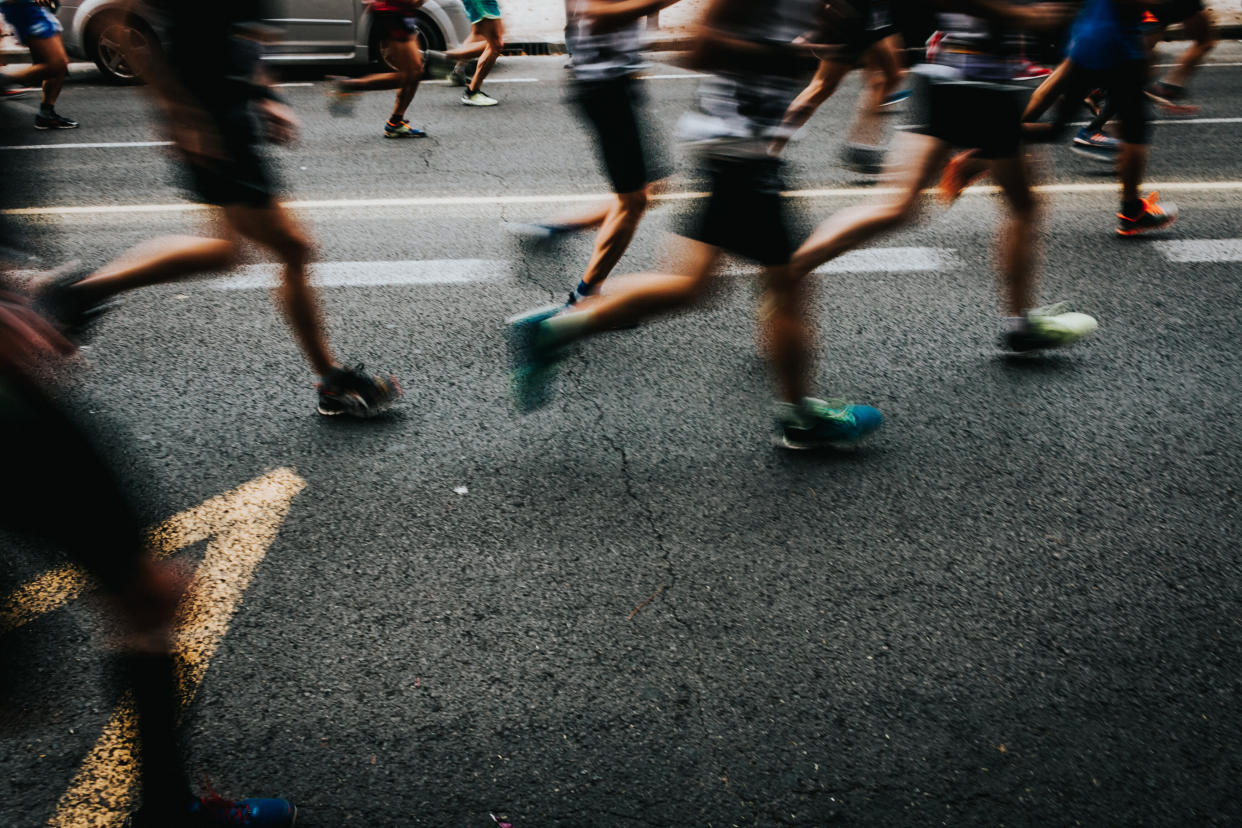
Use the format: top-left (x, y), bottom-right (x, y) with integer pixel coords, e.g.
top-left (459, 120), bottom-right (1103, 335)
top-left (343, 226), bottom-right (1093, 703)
top-left (2, 48), bottom-right (1242, 826)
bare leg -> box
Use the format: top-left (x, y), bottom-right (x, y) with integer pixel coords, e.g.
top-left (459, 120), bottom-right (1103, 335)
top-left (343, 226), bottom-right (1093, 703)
top-left (771, 59), bottom-right (852, 154)
top-left (791, 132), bottom-right (952, 276)
top-left (580, 188), bottom-right (649, 289)
top-left (762, 263), bottom-right (814, 402)
top-left (1118, 142), bottom-right (1147, 205)
top-left (846, 35), bottom-right (903, 147)
top-left (1163, 11), bottom-right (1216, 89)
top-left (71, 236), bottom-right (238, 301)
top-left (568, 238), bottom-right (721, 332)
top-left (337, 38), bottom-right (423, 123)
top-left (222, 203), bottom-right (335, 376)
top-left (987, 155), bottom-right (1041, 316)
top-left (2, 36), bottom-right (68, 101)
top-left (443, 31), bottom-right (487, 61)
top-left (466, 19), bottom-right (504, 94)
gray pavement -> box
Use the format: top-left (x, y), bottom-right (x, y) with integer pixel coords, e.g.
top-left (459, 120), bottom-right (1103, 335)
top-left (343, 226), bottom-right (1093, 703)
top-left (1, 46), bottom-right (1242, 827)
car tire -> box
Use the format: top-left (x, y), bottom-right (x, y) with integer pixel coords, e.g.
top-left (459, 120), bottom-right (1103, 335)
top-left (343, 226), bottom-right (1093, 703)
top-left (85, 12), bottom-right (157, 84)
top-left (374, 11), bottom-right (445, 71)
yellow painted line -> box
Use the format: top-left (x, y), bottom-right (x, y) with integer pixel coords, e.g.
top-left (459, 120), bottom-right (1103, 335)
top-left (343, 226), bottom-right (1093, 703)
top-left (5, 180), bottom-right (1242, 217)
top-left (44, 468), bottom-right (306, 828)
top-left (0, 564), bottom-right (90, 635)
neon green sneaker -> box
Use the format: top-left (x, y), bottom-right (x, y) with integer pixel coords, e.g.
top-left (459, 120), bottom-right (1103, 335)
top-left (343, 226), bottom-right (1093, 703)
top-left (1002, 303), bottom-right (1099, 352)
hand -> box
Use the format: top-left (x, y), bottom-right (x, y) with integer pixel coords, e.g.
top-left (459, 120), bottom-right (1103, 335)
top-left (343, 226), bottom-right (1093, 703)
top-left (257, 99), bottom-right (299, 146)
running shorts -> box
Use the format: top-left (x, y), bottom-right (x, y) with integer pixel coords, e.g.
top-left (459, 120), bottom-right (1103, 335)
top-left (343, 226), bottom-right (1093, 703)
top-left (1053, 59), bottom-right (1150, 145)
top-left (571, 75), bottom-right (669, 194)
top-left (908, 69), bottom-right (1024, 159)
top-left (372, 8), bottom-right (418, 43)
top-left (180, 106), bottom-right (278, 207)
top-left (462, 0), bottom-right (501, 25)
top-left (0, 1), bottom-right (63, 45)
top-left (681, 156), bottom-right (793, 267)
top-left (1152, 0), bottom-right (1206, 26)
top-left (825, 20), bottom-right (895, 66)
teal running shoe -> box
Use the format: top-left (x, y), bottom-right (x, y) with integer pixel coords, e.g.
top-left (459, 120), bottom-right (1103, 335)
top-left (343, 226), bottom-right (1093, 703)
top-left (384, 119), bottom-right (426, 138)
top-left (775, 397), bottom-right (883, 450)
top-left (506, 304), bottom-right (567, 413)
top-left (1001, 302), bottom-right (1099, 352)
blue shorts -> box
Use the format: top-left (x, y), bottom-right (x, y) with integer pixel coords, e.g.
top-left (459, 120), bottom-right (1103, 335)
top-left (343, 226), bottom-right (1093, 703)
top-left (0, 1), bottom-right (63, 45)
top-left (461, 0), bottom-right (500, 25)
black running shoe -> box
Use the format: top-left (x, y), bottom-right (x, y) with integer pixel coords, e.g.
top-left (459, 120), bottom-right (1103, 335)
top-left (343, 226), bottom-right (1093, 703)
top-left (34, 109), bottom-right (79, 130)
top-left (33, 263), bottom-right (113, 337)
top-left (316, 364), bottom-right (402, 417)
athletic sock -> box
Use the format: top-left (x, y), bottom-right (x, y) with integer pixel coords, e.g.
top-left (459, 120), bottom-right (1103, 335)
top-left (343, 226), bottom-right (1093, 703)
top-left (571, 280), bottom-right (598, 304)
top-left (39, 103), bottom-right (53, 115)
top-left (1003, 315), bottom-right (1026, 333)
top-left (1121, 198), bottom-right (1144, 219)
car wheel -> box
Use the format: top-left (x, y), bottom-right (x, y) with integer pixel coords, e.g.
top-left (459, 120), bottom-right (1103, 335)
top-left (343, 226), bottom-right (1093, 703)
top-left (87, 13), bottom-right (156, 83)
top-left (376, 12), bottom-right (445, 71)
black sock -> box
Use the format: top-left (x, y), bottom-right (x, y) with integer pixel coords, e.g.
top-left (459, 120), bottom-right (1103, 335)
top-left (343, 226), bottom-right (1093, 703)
top-left (39, 103), bottom-right (53, 114)
top-left (113, 652), bottom-right (193, 813)
top-left (1122, 198), bottom-right (1144, 219)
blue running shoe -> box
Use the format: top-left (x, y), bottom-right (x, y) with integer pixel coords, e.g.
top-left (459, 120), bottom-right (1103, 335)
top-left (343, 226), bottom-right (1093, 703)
top-left (774, 397), bottom-right (883, 450)
top-left (127, 794), bottom-right (297, 827)
top-left (1071, 128), bottom-right (1120, 164)
top-left (879, 89), bottom-right (910, 108)
top-left (506, 304), bottom-right (567, 413)
top-left (384, 119), bottom-right (426, 138)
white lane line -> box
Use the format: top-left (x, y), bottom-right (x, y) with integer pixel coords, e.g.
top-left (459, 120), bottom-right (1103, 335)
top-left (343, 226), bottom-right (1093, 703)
top-left (0, 140), bottom-right (172, 151)
top-left (274, 82), bottom-right (315, 87)
top-left (638, 73), bottom-right (709, 80)
top-left (8, 180), bottom-right (1242, 216)
top-left (208, 258), bottom-right (508, 290)
top-left (1156, 239), bottom-right (1242, 263)
top-left (816, 246), bottom-right (954, 274)
top-left (1153, 62), bottom-right (1242, 68)
top-left (423, 77), bottom-right (538, 85)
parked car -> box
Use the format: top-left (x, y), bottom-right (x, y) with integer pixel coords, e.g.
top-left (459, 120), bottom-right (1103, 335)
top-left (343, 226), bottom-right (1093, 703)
top-left (55, 0), bottom-right (471, 82)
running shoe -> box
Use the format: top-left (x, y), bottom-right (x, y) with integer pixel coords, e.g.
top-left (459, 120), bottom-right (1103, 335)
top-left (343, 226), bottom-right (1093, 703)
top-left (34, 109), bottom-right (78, 130)
top-left (774, 397), bottom-right (884, 451)
top-left (325, 77), bottom-right (355, 117)
top-left (461, 89), bottom-right (498, 107)
top-left (506, 304), bottom-right (567, 413)
top-left (448, 64), bottom-right (470, 87)
top-left (1000, 303), bottom-right (1098, 353)
top-left (2, 86), bottom-right (36, 100)
top-left (1116, 192), bottom-right (1178, 237)
top-left (938, 150), bottom-right (985, 205)
top-left (1070, 127), bottom-right (1120, 163)
top-left (422, 50), bottom-right (454, 79)
top-left (1148, 80), bottom-right (1185, 101)
top-left (383, 119), bottom-right (426, 138)
top-left (127, 794), bottom-right (297, 827)
top-left (879, 89), bottom-right (910, 109)
top-left (32, 263), bottom-right (113, 337)
top-left (504, 222), bottom-right (578, 243)
top-left (841, 143), bottom-right (884, 176)
top-left (925, 31), bottom-right (944, 63)
top-left (1013, 61), bottom-right (1052, 81)
top-left (316, 364), bottom-right (402, 417)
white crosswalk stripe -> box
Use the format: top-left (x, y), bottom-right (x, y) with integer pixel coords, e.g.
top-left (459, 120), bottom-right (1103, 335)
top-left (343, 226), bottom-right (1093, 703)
top-left (1155, 239), bottom-right (1242, 263)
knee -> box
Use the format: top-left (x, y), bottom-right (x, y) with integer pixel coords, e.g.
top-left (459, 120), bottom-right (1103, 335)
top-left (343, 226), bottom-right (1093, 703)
top-left (45, 54), bottom-right (69, 78)
top-left (274, 231), bottom-right (312, 271)
top-left (618, 189), bottom-right (649, 218)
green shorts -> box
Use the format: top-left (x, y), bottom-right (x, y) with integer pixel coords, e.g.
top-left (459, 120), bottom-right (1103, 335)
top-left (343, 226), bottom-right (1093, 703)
top-left (462, 0), bottom-right (500, 24)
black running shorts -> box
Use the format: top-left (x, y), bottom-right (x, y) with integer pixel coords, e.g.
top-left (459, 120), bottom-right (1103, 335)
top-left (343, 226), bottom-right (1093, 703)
top-left (571, 75), bottom-right (669, 194)
top-left (681, 156), bottom-right (793, 267)
top-left (1152, 0), bottom-right (1206, 26)
top-left (1057, 60), bottom-right (1150, 145)
top-left (180, 106), bottom-right (278, 207)
top-left (373, 9), bottom-right (419, 44)
top-left (826, 20), bottom-right (896, 66)
top-left (908, 70), bottom-right (1025, 159)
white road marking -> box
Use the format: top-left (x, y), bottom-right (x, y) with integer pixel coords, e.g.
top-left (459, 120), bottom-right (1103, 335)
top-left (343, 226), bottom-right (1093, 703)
top-left (209, 258), bottom-right (508, 290)
top-left (638, 73), bottom-right (709, 80)
top-left (1156, 239), bottom-right (1242, 263)
top-left (423, 77), bottom-right (539, 85)
top-left (7, 180), bottom-right (1242, 216)
top-left (816, 246), bottom-right (954, 274)
top-left (274, 81), bottom-right (315, 87)
top-left (0, 140), bottom-right (172, 152)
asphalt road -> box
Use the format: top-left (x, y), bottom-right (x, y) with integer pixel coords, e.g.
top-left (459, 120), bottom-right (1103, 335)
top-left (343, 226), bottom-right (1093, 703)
top-left (2, 44), bottom-right (1241, 827)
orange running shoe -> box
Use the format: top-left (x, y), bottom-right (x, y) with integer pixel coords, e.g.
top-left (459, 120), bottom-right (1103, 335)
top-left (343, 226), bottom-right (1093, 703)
top-left (1116, 192), bottom-right (1178, 237)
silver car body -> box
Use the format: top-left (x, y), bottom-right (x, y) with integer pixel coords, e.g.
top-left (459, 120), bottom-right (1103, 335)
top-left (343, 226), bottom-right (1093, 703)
top-left (56, 0), bottom-right (470, 77)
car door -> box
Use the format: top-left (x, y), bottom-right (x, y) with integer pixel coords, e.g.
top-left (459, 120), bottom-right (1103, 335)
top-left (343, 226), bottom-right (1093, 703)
top-left (264, 0), bottom-right (358, 57)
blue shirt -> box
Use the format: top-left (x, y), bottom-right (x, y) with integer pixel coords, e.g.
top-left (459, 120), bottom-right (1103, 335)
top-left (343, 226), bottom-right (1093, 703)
top-left (1068, 0), bottom-right (1145, 70)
